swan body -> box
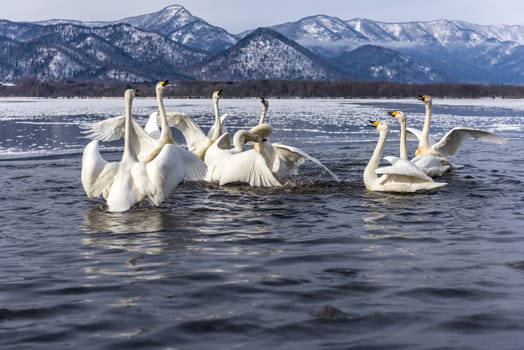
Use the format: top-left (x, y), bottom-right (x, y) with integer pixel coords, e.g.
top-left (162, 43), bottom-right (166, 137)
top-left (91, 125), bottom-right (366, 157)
top-left (81, 88), bottom-right (184, 212)
top-left (250, 97), bottom-right (339, 181)
top-left (389, 110), bottom-right (450, 177)
top-left (364, 120), bottom-right (446, 193)
top-left (204, 125), bottom-right (282, 187)
top-left (407, 95), bottom-right (506, 168)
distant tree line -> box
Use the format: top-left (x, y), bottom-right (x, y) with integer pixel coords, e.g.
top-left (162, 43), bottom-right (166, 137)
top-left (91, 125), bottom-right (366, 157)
top-left (2, 78), bottom-right (524, 99)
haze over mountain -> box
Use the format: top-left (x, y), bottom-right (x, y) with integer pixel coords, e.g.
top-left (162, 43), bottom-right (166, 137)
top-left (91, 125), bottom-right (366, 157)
top-left (2, 4), bottom-right (524, 85)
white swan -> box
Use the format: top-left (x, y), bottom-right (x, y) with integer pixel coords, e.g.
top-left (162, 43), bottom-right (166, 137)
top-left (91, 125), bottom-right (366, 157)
top-left (407, 95), bottom-right (506, 169)
top-left (165, 89), bottom-right (229, 159)
top-left (81, 81), bottom-right (207, 181)
top-left (204, 110), bottom-right (281, 187)
top-left (364, 120), bottom-right (447, 193)
top-left (389, 111), bottom-right (450, 177)
top-left (81, 88), bottom-right (185, 212)
top-left (250, 97), bottom-right (339, 181)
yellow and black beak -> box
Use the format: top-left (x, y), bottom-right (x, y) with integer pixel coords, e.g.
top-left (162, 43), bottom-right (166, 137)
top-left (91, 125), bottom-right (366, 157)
top-left (389, 111), bottom-right (400, 117)
top-left (368, 120), bottom-right (380, 128)
top-left (160, 80), bottom-right (169, 87)
top-left (417, 95), bottom-right (426, 101)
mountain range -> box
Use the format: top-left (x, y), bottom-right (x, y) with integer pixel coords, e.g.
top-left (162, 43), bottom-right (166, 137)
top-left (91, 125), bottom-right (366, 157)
top-left (2, 4), bottom-right (524, 85)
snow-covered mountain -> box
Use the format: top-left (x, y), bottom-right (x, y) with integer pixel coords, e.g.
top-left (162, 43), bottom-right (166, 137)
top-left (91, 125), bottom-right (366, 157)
top-left (190, 28), bottom-right (349, 81)
top-left (115, 5), bottom-right (237, 54)
top-left (269, 16), bottom-right (524, 84)
top-left (335, 45), bottom-right (445, 83)
top-left (0, 20), bottom-right (208, 81)
top-left (37, 5), bottom-right (237, 54)
top-left (3, 4), bottom-right (524, 84)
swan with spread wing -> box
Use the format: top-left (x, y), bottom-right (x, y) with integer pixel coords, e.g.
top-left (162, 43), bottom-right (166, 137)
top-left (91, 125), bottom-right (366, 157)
top-left (407, 95), bottom-right (506, 170)
top-left (389, 111), bottom-right (450, 177)
top-left (364, 120), bottom-right (446, 193)
top-left (249, 97), bottom-right (339, 181)
top-left (81, 81), bottom-right (206, 181)
top-left (204, 129), bottom-right (282, 187)
top-left (81, 88), bottom-right (186, 212)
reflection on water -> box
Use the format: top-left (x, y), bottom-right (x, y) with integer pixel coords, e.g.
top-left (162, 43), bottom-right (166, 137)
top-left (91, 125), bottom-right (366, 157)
top-left (83, 206), bottom-right (176, 234)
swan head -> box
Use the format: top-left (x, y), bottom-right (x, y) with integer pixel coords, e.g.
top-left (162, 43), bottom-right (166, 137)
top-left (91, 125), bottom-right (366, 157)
top-left (389, 110), bottom-right (406, 123)
top-left (417, 95), bottom-right (432, 104)
top-left (212, 89), bottom-right (223, 101)
top-left (368, 120), bottom-right (388, 132)
top-left (124, 88), bottom-right (139, 99)
top-left (260, 97), bottom-right (268, 108)
top-left (155, 80), bottom-right (169, 94)
top-left (157, 80), bottom-right (169, 88)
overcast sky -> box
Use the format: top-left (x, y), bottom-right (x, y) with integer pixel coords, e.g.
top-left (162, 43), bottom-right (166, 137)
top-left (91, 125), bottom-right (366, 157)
top-left (2, 0), bottom-right (522, 33)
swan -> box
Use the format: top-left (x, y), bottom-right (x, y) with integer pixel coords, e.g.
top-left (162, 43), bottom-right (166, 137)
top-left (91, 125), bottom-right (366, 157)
top-left (81, 88), bottom-right (185, 212)
top-left (205, 131), bottom-right (282, 187)
top-left (204, 109), bottom-right (281, 187)
top-left (81, 81), bottom-right (207, 181)
top-left (388, 111), bottom-right (450, 177)
top-left (364, 120), bottom-right (447, 193)
top-left (407, 95), bottom-right (506, 169)
top-left (250, 97), bottom-right (339, 181)
top-left (164, 89), bottom-right (229, 159)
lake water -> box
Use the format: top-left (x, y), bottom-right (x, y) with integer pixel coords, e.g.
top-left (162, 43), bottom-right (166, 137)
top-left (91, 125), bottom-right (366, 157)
top-left (1, 96), bottom-right (524, 349)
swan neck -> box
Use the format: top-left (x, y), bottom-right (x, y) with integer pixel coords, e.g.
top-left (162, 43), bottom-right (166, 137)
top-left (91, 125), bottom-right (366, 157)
top-left (399, 118), bottom-right (408, 160)
top-left (421, 102), bottom-right (432, 148)
top-left (156, 88), bottom-right (173, 141)
top-left (364, 128), bottom-right (388, 183)
top-left (123, 93), bottom-right (137, 161)
top-left (259, 104), bottom-right (268, 125)
top-left (210, 97), bottom-right (221, 141)
top-left (232, 130), bottom-right (247, 152)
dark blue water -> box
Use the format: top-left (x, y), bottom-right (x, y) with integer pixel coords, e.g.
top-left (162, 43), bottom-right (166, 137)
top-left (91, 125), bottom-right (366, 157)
top-left (1, 97), bottom-right (524, 349)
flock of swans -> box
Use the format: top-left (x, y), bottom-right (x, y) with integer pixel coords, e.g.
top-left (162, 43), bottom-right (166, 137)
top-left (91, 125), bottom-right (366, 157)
top-left (80, 82), bottom-right (506, 212)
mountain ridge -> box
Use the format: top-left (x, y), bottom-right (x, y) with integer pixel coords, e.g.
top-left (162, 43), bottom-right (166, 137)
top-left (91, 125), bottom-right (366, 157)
top-left (2, 4), bottom-right (524, 85)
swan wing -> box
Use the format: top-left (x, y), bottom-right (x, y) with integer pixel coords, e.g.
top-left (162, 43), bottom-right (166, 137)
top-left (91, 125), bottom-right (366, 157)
top-left (223, 150), bottom-right (282, 187)
top-left (206, 146), bottom-right (281, 187)
top-left (81, 140), bottom-right (111, 198)
top-left (383, 155), bottom-right (401, 165)
top-left (165, 112), bottom-right (209, 153)
top-left (80, 114), bottom-right (157, 160)
top-left (406, 127), bottom-right (437, 145)
top-left (90, 162), bottom-right (119, 200)
top-left (145, 144), bottom-right (185, 205)
top-left (129, 117), bottom-right (158, 161)
top-left (80, 115), bottom-right (126, 141)
top-left (207, 114), bottom-right (228, 138)
top-left (175, 146), bottom-right (208, 181)
top-left (273, 143), bottom-right (339, 181)
top-left (375, 159), bottom-right (432, 181)
top-left (411, 154), bottom-right (450, 177)
top-left (379, 174), bottom-right (447, 192)
top-left (432, 127), bottom-right (506, 157)
top-left (144, 111), bottom-right (160, 139)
